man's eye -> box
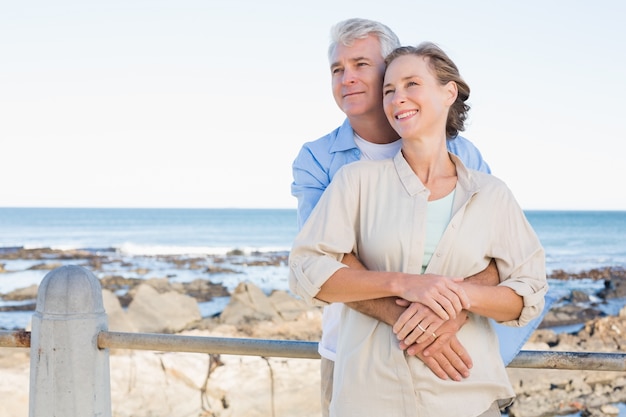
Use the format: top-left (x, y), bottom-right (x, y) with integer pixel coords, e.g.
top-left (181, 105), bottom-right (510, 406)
top-left (332, 68), bottom-right (343, 75)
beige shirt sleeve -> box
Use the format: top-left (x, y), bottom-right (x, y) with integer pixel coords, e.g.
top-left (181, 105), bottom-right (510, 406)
top-left (288, 165), bottom-right (359, 306)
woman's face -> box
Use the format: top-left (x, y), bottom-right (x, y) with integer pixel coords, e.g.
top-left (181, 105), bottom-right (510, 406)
top-left (382, 54), bottom-right (456, 141)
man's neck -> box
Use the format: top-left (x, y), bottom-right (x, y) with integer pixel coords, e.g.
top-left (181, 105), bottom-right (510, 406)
top-left (349, 113), bottom-right (400, 145)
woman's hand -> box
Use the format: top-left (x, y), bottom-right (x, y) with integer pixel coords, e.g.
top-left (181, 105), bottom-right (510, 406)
top-left (393, 301), bottom-right (445, 344)
top-left (398, 273), bottom-right (469, 320)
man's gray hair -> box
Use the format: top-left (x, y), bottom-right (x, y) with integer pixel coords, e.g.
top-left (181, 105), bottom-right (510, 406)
top-left (328, 18), bottom-right (401, 62)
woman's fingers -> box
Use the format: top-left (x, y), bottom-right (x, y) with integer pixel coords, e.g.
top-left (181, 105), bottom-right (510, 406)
top-left (393, 302), bottom-right (444, 345)
top-left (393, 303), bottom-right (420, 336)
top-left (402, 275), bottom-right (468, 320)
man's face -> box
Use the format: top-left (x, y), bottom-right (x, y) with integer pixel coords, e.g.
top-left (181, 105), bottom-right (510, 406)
top-left (330, 35), bottom-right (386, 119)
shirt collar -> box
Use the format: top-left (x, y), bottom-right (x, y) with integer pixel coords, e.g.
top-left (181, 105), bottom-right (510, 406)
top-left (393, 151), bottom-right (481, 198)
top-left (329, 119), bottom-right (358, 153)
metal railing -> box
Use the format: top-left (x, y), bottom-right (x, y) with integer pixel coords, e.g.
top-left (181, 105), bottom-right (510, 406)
top-left (1, 264), bottom-right (625, 416)
top-left (3, 329), bottom-right (626, 371)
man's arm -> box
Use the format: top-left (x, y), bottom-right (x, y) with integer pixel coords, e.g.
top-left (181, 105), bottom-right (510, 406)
top-left (291, 145), bottom-right (329, 229)
top-left (341, 253), bottom-right (405, 322)
top-left (466, 259), bottom-right (499, 285)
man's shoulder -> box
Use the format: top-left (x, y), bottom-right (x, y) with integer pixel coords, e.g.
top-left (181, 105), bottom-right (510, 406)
top-left (300, 120), bottom-right (355, 153)
top-left (447, 134), bottom-right (491, 173)
top-left (447, 134), bottom-right (479, 151)
top-left (302, 125), bottom-right (342, 149)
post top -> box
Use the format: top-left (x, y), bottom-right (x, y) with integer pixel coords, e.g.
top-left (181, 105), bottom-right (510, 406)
top-left (36, 265), bottom-right (105, 315)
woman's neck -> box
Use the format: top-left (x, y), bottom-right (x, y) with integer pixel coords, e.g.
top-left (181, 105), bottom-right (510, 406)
top-left (401, 136), bottom-right (457, 200)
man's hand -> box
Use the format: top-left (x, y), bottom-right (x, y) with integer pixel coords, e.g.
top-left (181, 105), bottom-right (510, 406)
top-left (402, 313), bottom-right (472, 381)
top-left (393, 299), bottom-right (472, 381)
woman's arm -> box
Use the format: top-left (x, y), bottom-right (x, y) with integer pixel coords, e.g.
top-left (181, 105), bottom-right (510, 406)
top-left (316, 266), bottom-right (470, 321)
top-left (460, 283), bottom-right (523, 322)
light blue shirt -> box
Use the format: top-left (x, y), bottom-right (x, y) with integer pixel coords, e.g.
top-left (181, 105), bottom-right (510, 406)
top-left (291, 118), bottom-right (549, 365)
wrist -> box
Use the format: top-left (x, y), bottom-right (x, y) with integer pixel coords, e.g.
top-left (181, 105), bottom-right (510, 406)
top-left (387, 271), bottom-right (405, 298)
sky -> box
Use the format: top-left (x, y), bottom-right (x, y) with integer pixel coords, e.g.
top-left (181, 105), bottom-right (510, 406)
top-left (1, 0), bottom-right (625, 211)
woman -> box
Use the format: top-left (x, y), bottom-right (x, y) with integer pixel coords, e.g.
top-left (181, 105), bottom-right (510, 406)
top-left (289, 42), bottom-right (547, 417)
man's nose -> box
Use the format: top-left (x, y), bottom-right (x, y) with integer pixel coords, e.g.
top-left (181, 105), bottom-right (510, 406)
top-left (342, 68), bottom-right (357, 85)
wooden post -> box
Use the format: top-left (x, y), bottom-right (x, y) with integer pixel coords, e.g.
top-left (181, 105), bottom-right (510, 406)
top-left (29, 265), bottom-right (111, 417)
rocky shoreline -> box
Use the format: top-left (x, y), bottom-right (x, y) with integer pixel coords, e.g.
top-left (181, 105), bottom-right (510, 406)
top-left (2, 248), bottom-right (626, 416)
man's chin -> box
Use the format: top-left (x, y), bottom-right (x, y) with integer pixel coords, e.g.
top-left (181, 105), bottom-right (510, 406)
top-left (342, 104), bottom-right (372, 118)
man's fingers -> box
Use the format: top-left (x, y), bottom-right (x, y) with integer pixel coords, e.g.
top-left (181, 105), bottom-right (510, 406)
top-left (419, 356), bottom-right (448, 380)
top-left (436, 353), bottom-right (464, 381)
top-left (447, 338), bottom-right (473, 370)
top-left (422, 337), bottom-right (472, 379)
top-left (395, 298), bottom-right (410, 307)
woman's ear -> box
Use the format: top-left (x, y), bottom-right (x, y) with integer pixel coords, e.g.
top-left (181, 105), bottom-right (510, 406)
top-left (444, 81), bottom-right (458, 105)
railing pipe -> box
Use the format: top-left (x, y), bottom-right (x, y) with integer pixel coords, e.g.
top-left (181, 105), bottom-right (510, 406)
top-left (508, 350), bottom-right (626, 371)
top-left (4, 327), bottom-right (626, 371)
top-left (98, 331), bottom-right (320, 359)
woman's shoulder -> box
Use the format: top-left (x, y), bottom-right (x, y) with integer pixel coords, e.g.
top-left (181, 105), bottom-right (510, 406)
top-left (338, 158), bottom-right (395, 176)
top-left (467, 170), bottom-right (520, 205)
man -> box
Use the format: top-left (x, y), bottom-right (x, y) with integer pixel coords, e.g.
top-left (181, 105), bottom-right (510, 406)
top-left (291, 18), bottom-right (541, 416)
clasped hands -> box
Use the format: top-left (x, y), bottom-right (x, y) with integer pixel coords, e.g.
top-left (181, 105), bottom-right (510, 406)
top-left (393, 274), bottom-right (473, 381)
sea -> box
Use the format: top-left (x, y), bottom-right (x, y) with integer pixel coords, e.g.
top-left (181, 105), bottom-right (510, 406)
top-left (1, 208), bottom-right (626, 330)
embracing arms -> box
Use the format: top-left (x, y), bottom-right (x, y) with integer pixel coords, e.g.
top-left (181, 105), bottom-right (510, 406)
top-left (343, 254), bottom-right (500, 381)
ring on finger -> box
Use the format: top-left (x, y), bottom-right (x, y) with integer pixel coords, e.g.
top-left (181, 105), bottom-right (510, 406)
top-left (432, 332), bottom-right (437, 339)
top-left (417, 323), bottom-right (426, 333)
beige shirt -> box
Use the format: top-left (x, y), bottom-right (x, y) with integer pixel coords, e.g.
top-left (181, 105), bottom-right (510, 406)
top-left (289, 152), bottom-right (547, 417)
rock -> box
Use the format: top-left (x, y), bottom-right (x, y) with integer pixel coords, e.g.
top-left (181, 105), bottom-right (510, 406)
top-left (182, 278), bottom-right (230, 302)
top-left (102, 289), bottom-right (136, 333)
top-left (125, 284), bottom-right (201, 333)
top-left (220, 282), bottom-right (281, 325)
top-left (600, 404), bottom-right (620, 415)
top-left (540, 304), bottom-right (604, 328)
top-left (1, 284), bottom-right (39, 301)
top-left (214, 283), bottom-right (321, 341)
top-left (27, 262), bottom-right (63, 271)
top-left (571, 289), bottom-right (591, 303)
top-left (268, 290), bottom-right (310, 321)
